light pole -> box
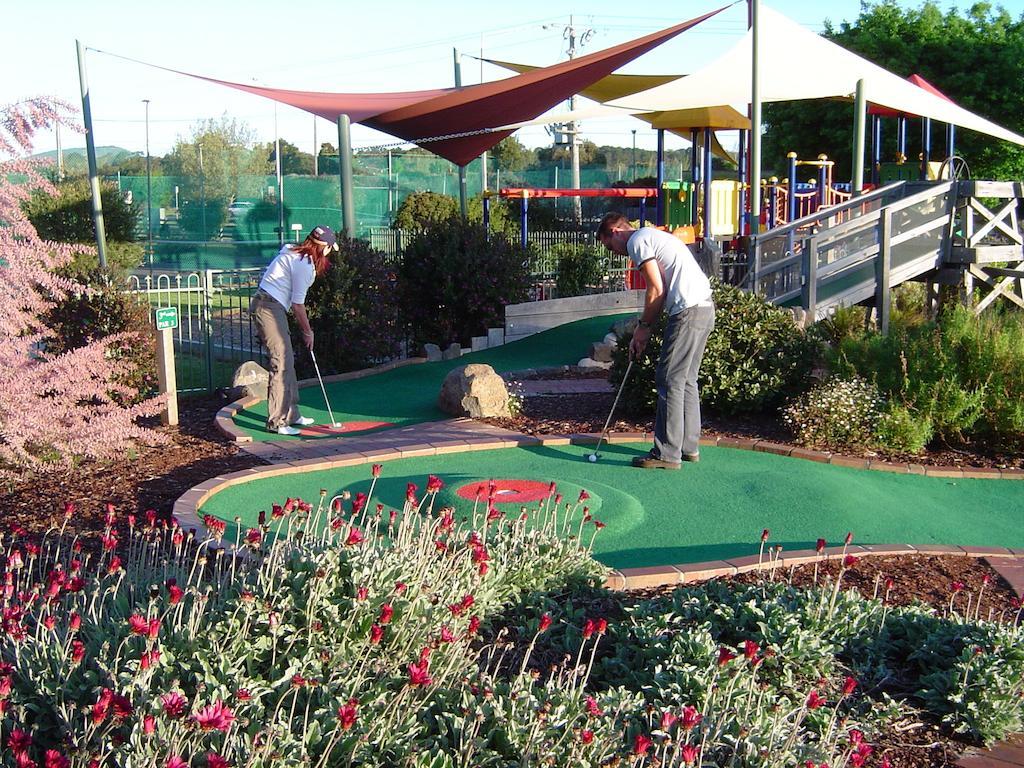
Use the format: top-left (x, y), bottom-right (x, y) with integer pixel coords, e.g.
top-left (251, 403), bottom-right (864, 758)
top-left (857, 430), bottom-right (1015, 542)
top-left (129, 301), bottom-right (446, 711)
top-left (143, 99), bottom-right (153, 265)
top-left (631, 130), bottom-right (637, 182)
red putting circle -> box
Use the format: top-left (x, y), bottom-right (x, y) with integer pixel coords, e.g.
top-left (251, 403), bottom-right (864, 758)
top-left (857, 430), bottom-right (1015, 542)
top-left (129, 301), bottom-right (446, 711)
top-left (455, 479), bottom-right (553, 504)
top-left (298, 421), bottom-right (394, 437)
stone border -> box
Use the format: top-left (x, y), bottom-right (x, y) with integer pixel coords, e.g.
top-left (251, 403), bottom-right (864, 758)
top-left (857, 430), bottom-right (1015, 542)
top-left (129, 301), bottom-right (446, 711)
top-left (214, 357), bottom-right (429, 443)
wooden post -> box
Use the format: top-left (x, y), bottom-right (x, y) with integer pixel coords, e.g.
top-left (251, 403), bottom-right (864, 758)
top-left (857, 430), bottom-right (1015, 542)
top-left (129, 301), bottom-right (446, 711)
top-left (156, 327), bottom-right (178, 427)
top-left (876, 209), bottom-right (892, 333)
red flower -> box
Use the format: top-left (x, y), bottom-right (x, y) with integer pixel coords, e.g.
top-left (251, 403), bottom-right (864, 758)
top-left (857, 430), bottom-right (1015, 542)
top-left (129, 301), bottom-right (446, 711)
top-left (378, 604), bottom-right (394, 625)
top-left (371, 464), bottom-right (382, 478)
top-left (584, 696), bottom-right (603, 717)
top-left (816, 538), bottom-right (827, 553)
top-left (128, 614), bottom-right (149, 636)
top-left (70, 640), bottom-right (85, 664)
top-left (426, 475), bottom-right (444, 493)
top-left (467, 616), bottom-right (480, 635)
top-left (848, 729), bottom-right (864, 746)
top-left (337, 698), bottom-right (358, 729)
top-left (680, 705), bottom-right (702, 730)
top-left (578, 490), bottom-right (590, 503)
top-left (8, 729), bottom-right (31, 754)
top-left (344, 527), bottom-right (365, 546)
top-left (580, 729), bottom-right (594, 744)
top-left (194, 700), bottom-right (235, 731)
top-left (102, 534), bottom-right (118, 552)
top-left (743, 640), bottom-right (760, 660)
top-left (680, 744), bottom-right (699, 765)
top-left (405, 483), bottom-right (418, 505)
top-left (843, 554), bottom-right (859, 568)
top-left (143, 715), bottom-right (155, 735)
top-left (718, 647), bottom-right (737, 666)
top-left (633, 733), bottom-right (652, 756)
top-left (806, 690), bottom-right (827, 709)
top-left (761, 528), bottom-right (770, 543)
top-left (147, 618), bottom-right (160, 640)
top-left (952, 580), bottom-right (965, 593)
top-left (168, 585), bottom-right (184, 605)
top-left (165, 758), bottom-right (188, 768)
top-left (440, 626), bottom-right (455, 643)
top-left (356, 586), bottom-right (369, 601)
top-left (44, 751), bottom-right (69, 768)
top-left (460, 594), bottom-right (475, 610)
top-left (538, 613), bottom-right (552, 632)
top-left (593, 519), bottom-right (605, 529)
top-left (245, 528), bottom-right (262, 546)
top-left (582, 619), bottom-right (595, 639)
top-left (206, 754), bottom-right (230, 768)
top-left (845, 531), bottom-right (854, 545)
top-left (407, 660), bottom-right (432, 687)
top-left (596, 618), bottom-right (608, 635)
top-left (352, 493), bottom-right (367, 515)
top-left (842, 676), bottom-right (858, 696)
top-left (234, 689), bottom-right (252, 702)
top-left (660, 710), bottom-right (678, 731)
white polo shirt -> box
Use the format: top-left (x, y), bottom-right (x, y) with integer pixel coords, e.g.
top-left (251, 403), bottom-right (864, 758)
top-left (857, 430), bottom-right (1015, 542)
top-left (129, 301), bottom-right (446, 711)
top-left (259, 244), bottom-right (316, 310)
top-left (627, 227), bottom-right (713, 316)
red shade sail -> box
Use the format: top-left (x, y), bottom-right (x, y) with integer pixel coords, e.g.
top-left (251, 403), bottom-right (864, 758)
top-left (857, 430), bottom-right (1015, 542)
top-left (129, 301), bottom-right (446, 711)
top-left (868, 74), bottom-right (955, 118)
top-left (163, 6), bottom-right (727, 165)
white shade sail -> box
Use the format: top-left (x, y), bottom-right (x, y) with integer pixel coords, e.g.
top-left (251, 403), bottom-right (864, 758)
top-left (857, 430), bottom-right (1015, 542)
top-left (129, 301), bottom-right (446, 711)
top-left (607, 6), bottom-right (1024, 147)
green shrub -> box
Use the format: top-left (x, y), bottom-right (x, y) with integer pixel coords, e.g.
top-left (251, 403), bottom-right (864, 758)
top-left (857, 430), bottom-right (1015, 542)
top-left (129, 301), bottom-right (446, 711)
top-left (831, 305), bottom-right (1024, 449)
top-left (41, 271), bottom-right (157, 404)
top-left (394, 191), bottom-right (514, 233)
top-left (398, 217), bottom-right (532, 348)
top-left (58, 242), bottom-right (144, 283)
top-left (552, 242), bottom-right (607, 297)
top-left (296, 236), bottom-right (402, 376)
top-left (23, 178), bottom-right (137, 243)
top-left (611, 280), bottom-right (817, 417)
top-left (875, 403), bottom-right (934, 454)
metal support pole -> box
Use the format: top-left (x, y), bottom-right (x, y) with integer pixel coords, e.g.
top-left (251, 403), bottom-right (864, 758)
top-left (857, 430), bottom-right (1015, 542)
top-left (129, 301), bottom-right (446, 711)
top-left (76, 40), bottom-right (107, 269)
top-left (897, 116), bottom-right (907, 162)
top-left (737, 129), bottom-right (747, 236)
top-left (767, 177), bottom-right (778, 229)
top-left (639, 197), bottom-right (647, 226)
top-left (817, 155), bottom-right (828, 210)
top-left (482, 195), bottom-right (490, 233)
top-left (877, 209), bottom-right (892, 333)
top-left (275, 107), bottom-right (284, 246)
top-left (453, 48), bottom-right (468, 219)
top-left (337, 114), bottom-right (355, 236)
top-left (143, 99), bottom-right (153, 266)
top-left (702, 129), bottom-right (713, 240)
top-left (787, 152), bottom-right (798, 222)
top-left (750, 0), bottom-right (762, 235)
top-left (946, 124), bottom-right (956, 160)
top-left (655, 129), bottom-right (665, 226)
top-left (313, 116), bottom-right (318, 176)
top-left (852, 79), bottom-right (866, 195)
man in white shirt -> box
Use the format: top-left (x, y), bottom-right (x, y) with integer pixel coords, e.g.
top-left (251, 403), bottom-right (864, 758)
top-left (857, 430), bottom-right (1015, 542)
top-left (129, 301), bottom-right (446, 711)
top-left (597, 212), bottom-right (716, 469)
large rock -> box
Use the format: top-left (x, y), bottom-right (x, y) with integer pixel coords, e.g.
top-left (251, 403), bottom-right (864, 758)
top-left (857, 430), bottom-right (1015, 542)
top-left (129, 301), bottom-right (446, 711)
top-left (437, 363), bottom-right (511, 418)
top-left (423, 343), bottom-right (443, 362)
top-left (442, 342), bottom-right (463, 360)
top-left (589, 341), bottom-right (615, 363)
top-left (231, 361), bottom-right (270, 401)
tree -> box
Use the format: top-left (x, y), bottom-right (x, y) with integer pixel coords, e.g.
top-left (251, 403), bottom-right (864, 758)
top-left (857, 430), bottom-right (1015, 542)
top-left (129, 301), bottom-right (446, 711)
top-left (491, 136), bottom-right (535, 171)
top-left (0, 98), bottom-right (166, 479)
top-left (261, 139), bottom-right (314, 175)
top-left (763, 1), bottom-right (1024, 180)
top-left (162, 117), bottom-right (268, 237)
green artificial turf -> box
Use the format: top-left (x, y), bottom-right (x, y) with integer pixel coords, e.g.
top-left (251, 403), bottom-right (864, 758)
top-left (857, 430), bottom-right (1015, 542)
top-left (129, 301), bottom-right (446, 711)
top-left (233, 313), bottom-right (632, 439)
top-left (198, 443), bottom-right (1024, 569)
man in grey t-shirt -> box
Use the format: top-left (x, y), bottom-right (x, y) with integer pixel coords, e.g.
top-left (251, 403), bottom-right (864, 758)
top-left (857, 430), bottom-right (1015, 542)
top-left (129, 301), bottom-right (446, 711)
top-left (597, 212), bottom-right (716, 469)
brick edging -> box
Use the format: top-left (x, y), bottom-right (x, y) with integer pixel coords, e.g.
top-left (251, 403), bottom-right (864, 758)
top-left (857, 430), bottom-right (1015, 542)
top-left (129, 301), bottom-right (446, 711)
top-left (603, 545), bottom-right (1024, 591)
top-left (214, 357), bottom-right (429, 443)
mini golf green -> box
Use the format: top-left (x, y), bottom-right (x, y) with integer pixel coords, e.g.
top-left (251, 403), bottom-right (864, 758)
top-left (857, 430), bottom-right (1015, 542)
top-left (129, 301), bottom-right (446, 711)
top-left (232, 314), bottom-right (633, 440)
top-left (197, 443), bottom-right (1024, 569)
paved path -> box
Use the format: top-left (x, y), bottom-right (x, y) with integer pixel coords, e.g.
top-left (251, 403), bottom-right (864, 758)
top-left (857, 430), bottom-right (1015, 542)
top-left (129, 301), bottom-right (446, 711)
top-left (957, 733), bottom-right (1024, 767)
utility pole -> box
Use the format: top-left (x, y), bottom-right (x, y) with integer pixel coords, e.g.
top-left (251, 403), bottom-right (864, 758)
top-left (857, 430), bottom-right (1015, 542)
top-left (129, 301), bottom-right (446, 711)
top-left (558, 16), bottom-right (593, 224)
top-left (143, 99), bottom-right (153, 265)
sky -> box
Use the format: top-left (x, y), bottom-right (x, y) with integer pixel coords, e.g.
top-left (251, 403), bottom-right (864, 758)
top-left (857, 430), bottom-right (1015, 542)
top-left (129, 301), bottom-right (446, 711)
top-left (4, 0), bottom-right (1023, 161)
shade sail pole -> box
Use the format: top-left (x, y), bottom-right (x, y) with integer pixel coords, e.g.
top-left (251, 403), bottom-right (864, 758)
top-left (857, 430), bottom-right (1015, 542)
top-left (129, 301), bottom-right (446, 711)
top-left (76, 40), bottom-right (108, 269)
top-left (853, 79), bottom-right (866, 194)
top-left (750, 0), bottom-right (762, 235)
top-left (453, 48), bottom-right (468, 219)
top-left (337, 114), bottom-right (355, 237)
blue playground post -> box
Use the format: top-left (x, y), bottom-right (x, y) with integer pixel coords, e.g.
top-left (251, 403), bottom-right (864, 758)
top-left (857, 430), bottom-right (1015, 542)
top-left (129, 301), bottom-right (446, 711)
top-left (920, 118), bottom-right (931, 180)
top-left (946, 124), bottom-right (956, 161)
top-left (737, 129), bottom-right (747, 236)
top-left (787, 152), bottom-right (797, 223)
top-left (871, 115), bottom-right (881, 186)
top-left (897, 116), bottom-right (907, 162)
top-left (767, 177), bottom-right (778, 229)
top-left (482, 194), bottom-right (490, 234)
top-left (690, 129), bottom-right (700, 185)
top-left (639, 197), bottom-right (647, 226)
top-left (817, 155), bottom-right (828, 210)
top-left (702, 129), bottom-right (713, 240)
top-left (655, 129), bottom-right (665, 226)
top-left (519, 191), bottom-right (529, 250)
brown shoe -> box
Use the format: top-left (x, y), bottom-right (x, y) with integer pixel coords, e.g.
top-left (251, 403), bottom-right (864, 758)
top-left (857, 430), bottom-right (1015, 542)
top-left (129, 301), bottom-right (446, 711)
top-left (682, 453), bottom-right (700, 463)
top-left (631, 455), bottom-right (681, 470)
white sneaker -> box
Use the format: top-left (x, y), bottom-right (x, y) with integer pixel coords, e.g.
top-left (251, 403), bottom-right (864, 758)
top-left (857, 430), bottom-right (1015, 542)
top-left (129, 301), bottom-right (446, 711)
top-left (291, 416), bottom-right (315, 426)
top-left (274, 425), bottom-right (301, 436)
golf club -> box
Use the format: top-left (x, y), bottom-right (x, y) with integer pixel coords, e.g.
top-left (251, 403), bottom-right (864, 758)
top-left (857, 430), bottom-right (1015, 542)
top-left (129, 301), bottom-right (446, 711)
top-left (309, 349), bottom-right (342, 428)
top-left (588, 357), bottom-right (635, 462)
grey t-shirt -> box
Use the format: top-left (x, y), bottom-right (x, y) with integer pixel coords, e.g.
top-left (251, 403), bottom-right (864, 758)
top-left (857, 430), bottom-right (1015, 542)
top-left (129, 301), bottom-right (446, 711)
top-left (627, 227), bottom-right (712, 316)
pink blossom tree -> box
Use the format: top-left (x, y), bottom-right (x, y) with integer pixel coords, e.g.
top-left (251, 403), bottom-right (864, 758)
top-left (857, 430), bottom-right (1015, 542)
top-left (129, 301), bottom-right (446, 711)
top-left (0, 97), bottom-right (166, 479)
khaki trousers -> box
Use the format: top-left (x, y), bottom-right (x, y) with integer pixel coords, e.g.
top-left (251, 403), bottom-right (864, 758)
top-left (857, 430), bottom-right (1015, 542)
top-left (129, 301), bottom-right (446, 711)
top-left (250, 291), bottom-right (300, 430)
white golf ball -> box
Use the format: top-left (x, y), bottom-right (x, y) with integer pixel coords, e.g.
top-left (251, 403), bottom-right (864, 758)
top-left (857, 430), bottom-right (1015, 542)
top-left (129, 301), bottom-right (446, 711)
top-left (588, 454), bottom-right (598, 462)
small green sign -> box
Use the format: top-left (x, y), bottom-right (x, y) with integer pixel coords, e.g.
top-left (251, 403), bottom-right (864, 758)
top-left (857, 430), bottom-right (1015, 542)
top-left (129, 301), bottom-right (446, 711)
top-left (155, 306), bottom-right (179, 331)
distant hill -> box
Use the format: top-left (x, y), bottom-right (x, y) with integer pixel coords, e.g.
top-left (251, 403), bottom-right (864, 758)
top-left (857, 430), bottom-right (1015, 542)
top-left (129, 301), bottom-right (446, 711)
top-left (30, 146), bottom-right (140, 170)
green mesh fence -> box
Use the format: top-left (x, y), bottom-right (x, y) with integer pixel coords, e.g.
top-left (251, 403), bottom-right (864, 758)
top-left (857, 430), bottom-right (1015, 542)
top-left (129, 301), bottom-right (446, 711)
top-left (108, 154), bottom-right (688, 272)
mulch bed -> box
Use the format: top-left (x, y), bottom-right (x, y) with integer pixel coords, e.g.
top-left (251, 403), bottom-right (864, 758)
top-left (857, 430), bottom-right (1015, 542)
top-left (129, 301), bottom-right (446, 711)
top-left (3, 387), bottom-right (1019, 767)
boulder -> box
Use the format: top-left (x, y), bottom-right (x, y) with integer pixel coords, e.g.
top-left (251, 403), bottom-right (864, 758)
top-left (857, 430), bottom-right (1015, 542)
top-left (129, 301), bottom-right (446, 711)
top-left (442, 342), bottom-right (463, 360)
top-left (423, 343), bottom-right (443, 362)
top-left (602, 332), bottom-right (619, 347)
top-left (589, 341), bottom-right (615, 363)
top-left (437, 363), bottom-right (511, 418)
top-left (611, 317), bottom-right (639, 337)
top-left (578, 357), bottom-right (613, 369)
top-left (230, 361), bottom-right (270, 401)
